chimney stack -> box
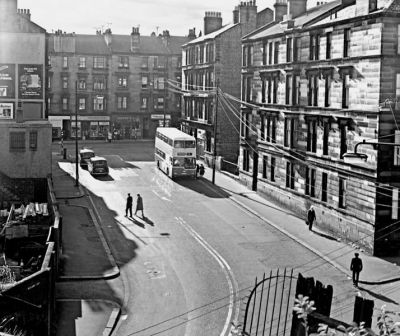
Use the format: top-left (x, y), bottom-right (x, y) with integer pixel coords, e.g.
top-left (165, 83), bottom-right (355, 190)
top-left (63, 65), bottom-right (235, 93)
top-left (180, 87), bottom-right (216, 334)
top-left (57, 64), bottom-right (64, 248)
top-left (103, 28), bottom-right (112, 47)
top-left (286, 0), bottom-right (307, 19)
top-left (238, 1), bottom-right (258, 36)
top-left (0, 0), bottom-right (17, 16)
top-left (188, 27), bottom-right (197, 40)
top-left (131, 27), bottom-right (140, 53)
top-left (274, 0), bottom-right (288, 22)
top-left (204, 11), bottom-right (223, 35)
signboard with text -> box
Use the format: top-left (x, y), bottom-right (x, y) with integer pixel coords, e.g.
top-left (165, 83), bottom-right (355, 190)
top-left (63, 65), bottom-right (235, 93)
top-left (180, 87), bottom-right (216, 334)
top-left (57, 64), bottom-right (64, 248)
top-left (0, 64), bottom-right (15, 98)
top-left (19, 64), bottom-right (43, 99)
top-left (0, 102), bottom-right (14, 119)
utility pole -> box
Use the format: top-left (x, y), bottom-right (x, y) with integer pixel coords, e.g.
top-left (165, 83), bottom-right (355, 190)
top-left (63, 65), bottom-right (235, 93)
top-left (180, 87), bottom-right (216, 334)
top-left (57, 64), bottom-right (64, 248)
top-left (75, 80), bottom-right (79, 187)
top-left (212, 79), bottom-right (219, 184)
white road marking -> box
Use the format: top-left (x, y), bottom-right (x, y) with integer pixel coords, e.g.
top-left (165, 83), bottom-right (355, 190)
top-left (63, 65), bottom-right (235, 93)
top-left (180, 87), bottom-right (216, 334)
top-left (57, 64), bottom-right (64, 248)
top-left (152, 190), bottom-right (172, 202)
top-left (175, 216), bottom-right (239, 336)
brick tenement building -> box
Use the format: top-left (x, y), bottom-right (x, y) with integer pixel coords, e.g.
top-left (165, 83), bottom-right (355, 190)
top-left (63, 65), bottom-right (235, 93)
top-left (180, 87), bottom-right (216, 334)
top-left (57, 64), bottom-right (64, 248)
top-left (181, 2), bottom-right (274, 167)
top-left (0, 0), bottom-right (52, 186)
top-left (239, 0), bottom-right (400, 255)
top-left (48, 28), bottom-right (192, 140)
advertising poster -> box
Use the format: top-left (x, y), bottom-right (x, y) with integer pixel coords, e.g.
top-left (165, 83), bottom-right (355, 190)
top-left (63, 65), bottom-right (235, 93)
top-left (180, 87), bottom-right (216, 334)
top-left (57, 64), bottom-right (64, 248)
top-left (0, 102), bottom-right (14, 119)
top-left (0, 64), bottom-right (15, 98)
top-left (19, 64), bottom-right (43, 99)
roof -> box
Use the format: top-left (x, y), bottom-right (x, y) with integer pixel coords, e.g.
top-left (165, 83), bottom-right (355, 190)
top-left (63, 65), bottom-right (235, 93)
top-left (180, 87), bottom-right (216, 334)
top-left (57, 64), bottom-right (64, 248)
top-left (90, 156), bottom-right (107, 162)
top-left (49, 33), bottom-right (189, 55)
top-left (244, 0), bottom-right (342, 41)
top-left (183, 23), bottom-right (238, 46)
top-left (79, 148), bottom-right (94, 154)
top-left (156, 127), bottom-right (196, 140)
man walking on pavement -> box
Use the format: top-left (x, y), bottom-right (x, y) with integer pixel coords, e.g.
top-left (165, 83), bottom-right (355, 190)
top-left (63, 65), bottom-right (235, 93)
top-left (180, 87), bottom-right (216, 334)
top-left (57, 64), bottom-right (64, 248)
top-left (350, 252), bottom-right (363, 287)
top-left (135, 194), bottom-right (144, 218)
top-left (307, 205), bottom-right (316, 231)
top-left (125, 193), bottom-right (133, 217)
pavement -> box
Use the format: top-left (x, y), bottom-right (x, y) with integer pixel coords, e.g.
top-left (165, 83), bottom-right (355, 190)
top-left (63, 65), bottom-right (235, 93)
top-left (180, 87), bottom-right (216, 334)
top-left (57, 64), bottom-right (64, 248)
top-left (51, 152), bottom-right (120, 336)
top-left (50, 150), bottom-right (400, 336)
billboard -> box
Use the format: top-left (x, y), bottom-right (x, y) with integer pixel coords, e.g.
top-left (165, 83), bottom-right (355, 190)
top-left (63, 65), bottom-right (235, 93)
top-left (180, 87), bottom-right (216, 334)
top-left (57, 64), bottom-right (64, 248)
top-left (0, 102), bottom-right (14, 119)
top-left (0, 64), bottom-right (15, 98)
top-left (19, 64), bottom-right (43, 99)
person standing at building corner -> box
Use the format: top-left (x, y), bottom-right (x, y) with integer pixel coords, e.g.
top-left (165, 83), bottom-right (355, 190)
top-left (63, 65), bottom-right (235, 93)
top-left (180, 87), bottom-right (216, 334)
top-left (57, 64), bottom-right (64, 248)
top-left (135, 194), bottom-right (144, 218)
top-left (307, 205), bottom-right (316, 231)
top-left (350, 252), bottom-right (363, 287)
top-left (125, 193), bottom-right (133, 217)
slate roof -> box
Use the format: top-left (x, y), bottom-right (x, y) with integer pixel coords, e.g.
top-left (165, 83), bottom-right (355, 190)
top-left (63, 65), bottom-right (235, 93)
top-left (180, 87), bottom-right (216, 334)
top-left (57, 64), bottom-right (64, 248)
top-left (49, 33), bottom-right (189, 55)
top-left (244, 0), bottom-right (342, 40)
top-left (183, 23), bottom-right (238, 46)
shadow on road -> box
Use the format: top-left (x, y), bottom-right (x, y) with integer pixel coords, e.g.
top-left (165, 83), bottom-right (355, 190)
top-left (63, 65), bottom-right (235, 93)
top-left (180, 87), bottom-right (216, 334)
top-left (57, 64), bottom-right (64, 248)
top-left (176, 178), bottom-right (231, 198)
top-left (94, 175), bottom-right (115, 182)
top-left (358, 286), bottom-right (398, 305)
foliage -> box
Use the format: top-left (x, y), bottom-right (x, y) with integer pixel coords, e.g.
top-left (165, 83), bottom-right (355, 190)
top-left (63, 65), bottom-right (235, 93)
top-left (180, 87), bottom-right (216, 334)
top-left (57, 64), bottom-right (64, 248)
top-left (293, 295), bottom-right (317, 336)
top-left (0, 266), bottom-right (15, 291)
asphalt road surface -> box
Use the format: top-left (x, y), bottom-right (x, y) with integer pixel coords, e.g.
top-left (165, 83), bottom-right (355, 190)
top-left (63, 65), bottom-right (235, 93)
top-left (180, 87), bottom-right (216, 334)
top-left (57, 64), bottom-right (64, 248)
top-left (54, 141), bottom-right (400, 336)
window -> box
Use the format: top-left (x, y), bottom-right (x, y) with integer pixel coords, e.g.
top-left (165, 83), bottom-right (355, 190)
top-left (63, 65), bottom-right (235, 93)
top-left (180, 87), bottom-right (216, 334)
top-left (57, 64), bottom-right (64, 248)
top-left (93, 96), bottom-right (105, 111)
top-left (339, 177), bottom-right (346, 208)
top-left (262, 114), bottom-right (276, 143)
top-left (248, 46), bottom-right (253, 66)
top-left (274, 41), bottom-right (280, 64)
top-left (154, 97), bottom-right (164, 110)
top-left (10, 132), bottom-right (25, 152)
top-left (242, 46), bottom-right (248, 66)
top-left (339, 122), bottom-right (347, 159)
top-left (396, 73), bottom-right (400, 109)
top-left (310, 35), bottom-right (320, 60)
top-left (344, 28), bottom-right (350, 57)
top-left (62, 56), bottom-right (68, 68)
top-left (261, 78), bottom-right (266, 103)
top-left (267, 77), bottom-right (272, 103)
top-left (154, 77), bottom-right (165, 90)
top-left (286, 161), bottom-right (295, 189)
top-left (141, 76), bottom-right (148, 88)
top-left (262, 43), bottom-right (268, 65)
top-left (323, 121), bottom-right (330, 155)
top-left (342, 74), bottom-right (350, 108)
top-left (79, 57), bottom-right (86, 68)
top-left (293, 37), bottom-right (300, 62)
top-left (286, 37), bottom-right (292, 63)
top-left (324, 73), bottom-right (331, 107)
top-left (321, 172), bottom-right (328, 202)
top-left (293, 75), bottom-right (301, 105)
top-left (326, 32), bottom-right (332, 59)
top-left (262, 156), bottom-right (268, 179)
top-left (62, 97), bottom-right (68, 110)
top-left (268, 42), bottom-right (273, 65)
top-left (141, 56), bottom-right (148, 68)
top-left (307, 119), bottom-right (317, 153)
top-left (308, 74), bottom-right (319, 106)
top-left (141, 96), bottom-right (148, 109)
top-left (273, 76), bottom-right (278, 104)
top-left (47, 76), bottom-right (51, 89)
top-left (286, 74), bottom-right (293, 105)
top-left (271, 157), bottom-right (276, 182)
top-left (305, 167), bottom-right (316, 197)
top-left (284, 118), bottom-right (296, 148)
top-left (118, 76), bottom-right (128, 88)
top-left (243, 76), bottom-right (252, 102)
top-left (243, 149), bottom-right (250, 172)
top-left (392, 188), bottom-right (399, 220)
top-left (93, 77), bottom-right (107, 90)
top-left (79, 98), bottom-right (86, 110)
top-left (118, 56), bottom-right (129, 68)
top-left (29, 131), bottom-right (37, 151)
top-left (93, 56), bottom-right (106, 68)
top-left (78, 78), bottom-right (86, 90)
top-left (398, 25), bottom-right (400, 55)
top-left (117, 96), bottom-right (128, 109)
top-left (62, 76), bottom-right (68, 89)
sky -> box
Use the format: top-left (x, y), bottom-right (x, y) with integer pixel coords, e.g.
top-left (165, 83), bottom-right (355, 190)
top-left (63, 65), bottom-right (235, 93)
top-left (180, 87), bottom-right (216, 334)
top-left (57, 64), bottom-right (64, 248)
top-left (18, 0), bottom-right (274, 37)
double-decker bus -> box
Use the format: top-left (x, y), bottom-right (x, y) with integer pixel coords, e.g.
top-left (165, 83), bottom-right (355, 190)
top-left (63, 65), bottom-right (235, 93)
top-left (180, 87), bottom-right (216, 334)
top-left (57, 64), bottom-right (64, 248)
top-left (155, 127), bottom-right (197, 179)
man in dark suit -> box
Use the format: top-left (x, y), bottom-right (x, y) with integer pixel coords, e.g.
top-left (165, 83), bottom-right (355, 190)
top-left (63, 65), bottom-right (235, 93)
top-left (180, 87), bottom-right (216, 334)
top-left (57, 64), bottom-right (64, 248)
top-left (350, 252), bottom-right (363, 287)
top-left (126, 193), bottom-right (133, 217)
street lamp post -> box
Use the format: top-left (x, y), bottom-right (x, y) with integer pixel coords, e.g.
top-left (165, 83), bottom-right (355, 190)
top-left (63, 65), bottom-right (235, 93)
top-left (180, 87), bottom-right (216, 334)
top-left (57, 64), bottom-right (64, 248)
top-left (343, 139), bottom-right (399, 164)
top-left (75, 80), bottom-right (79, 187)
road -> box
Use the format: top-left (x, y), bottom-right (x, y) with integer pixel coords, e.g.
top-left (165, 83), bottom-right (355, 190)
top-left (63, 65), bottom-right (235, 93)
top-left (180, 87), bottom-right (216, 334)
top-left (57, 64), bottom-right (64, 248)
top-left (54, 141), bottom-right (400, 336)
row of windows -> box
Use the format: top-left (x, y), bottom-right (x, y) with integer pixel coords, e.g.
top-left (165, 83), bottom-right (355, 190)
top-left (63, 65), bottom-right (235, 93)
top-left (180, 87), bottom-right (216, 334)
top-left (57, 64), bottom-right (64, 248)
top-left (55, 55), bottom-right (173, 70)
top-left (155, 131), bottom-right (196, 148)
top-left (10, 131), bottom-right (38, 152)
top-left (243, 72), bottom-right (352, 108)
top-left (185, 43), bottom-right (215, 66)
top-left (184, 71), bottom-right (215, 91)
top-left (243, 28), bottom-right (351, 67)
top-left (243, 152), bottom-right (347, 208)
top-left (183, 98), bottom-right (213, 121)
top-left (242, 114), bottom-right (349, 158)
top-left (55, 95), bottom-right (165, 111)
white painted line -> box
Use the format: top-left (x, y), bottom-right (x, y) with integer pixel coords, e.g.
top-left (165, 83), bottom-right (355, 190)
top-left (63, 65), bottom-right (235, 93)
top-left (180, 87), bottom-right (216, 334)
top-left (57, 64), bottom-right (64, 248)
top-left (175, 216), bottom-right (239, 336)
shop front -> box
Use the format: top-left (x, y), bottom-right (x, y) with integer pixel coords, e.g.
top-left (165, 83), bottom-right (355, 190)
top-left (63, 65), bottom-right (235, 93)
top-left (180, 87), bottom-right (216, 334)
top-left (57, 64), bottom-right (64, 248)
top-left (150, 114), bottom-right (171, 138)
top-left (112, 115), bottom-right (142, 140)
top-left (70, 116), bottom-right (110, 140)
